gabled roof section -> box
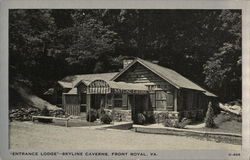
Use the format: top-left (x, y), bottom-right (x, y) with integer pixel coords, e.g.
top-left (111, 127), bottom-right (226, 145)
top-left (111, 58), bottom-right (206, 92)
top-left (61, 72), bottom-right (118, 88)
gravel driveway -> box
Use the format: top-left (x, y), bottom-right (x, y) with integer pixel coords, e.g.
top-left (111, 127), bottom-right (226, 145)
top-left (10, 121), bottom-right (241, 150)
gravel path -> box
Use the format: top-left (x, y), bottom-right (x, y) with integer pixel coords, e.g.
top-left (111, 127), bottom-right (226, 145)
top-left (10, 121), bottom-right (241, 150)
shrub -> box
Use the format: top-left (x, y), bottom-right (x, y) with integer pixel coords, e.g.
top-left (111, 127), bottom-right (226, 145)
top-left (137, 113), bottom-right (146, 125)
top-left (205, 102), bottom-right (216, 128)
top-left (100, 114), bottom-right (112, 124)
top-left (177, 118), bottom-right (192, 128)
top-left (163, 119), bottom-right (178, 128)
top-left (86, 109), bottom-right (97, 122)
top-left (146, 115), bottom-right (155, 124)
top-left (38, 106), bottom-right (52, 123)
top-left (163, 118), bottom-right (191, 129)
top-left (97, 107), bottom-right (106, 119)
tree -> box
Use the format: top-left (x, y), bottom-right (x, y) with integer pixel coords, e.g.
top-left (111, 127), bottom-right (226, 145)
top-left (205, 102), bottom-right (216, 128)
top-left (9, 9), bottom-right (241, 103)
top-left (203, 10), bottom-right (241, 101)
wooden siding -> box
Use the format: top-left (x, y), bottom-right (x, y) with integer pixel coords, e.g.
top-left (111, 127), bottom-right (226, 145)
top-left (178, 89), bottom-right (208, 112)
top-left (116, 63), bottom-right (167, 85)
top-left (116, 63), bottom-right (176, 111)
top-left (64, 105), bottom-right (81, 116)
top-left (63, 94), bottom-right (80, 116)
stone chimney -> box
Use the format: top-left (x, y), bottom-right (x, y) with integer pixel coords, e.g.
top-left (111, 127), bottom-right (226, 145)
top-left (123, 59), bottom-right (134, 69)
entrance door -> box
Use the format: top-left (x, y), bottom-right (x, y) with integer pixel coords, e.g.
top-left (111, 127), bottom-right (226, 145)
top-left (129, 95), bottom-right (147, 123)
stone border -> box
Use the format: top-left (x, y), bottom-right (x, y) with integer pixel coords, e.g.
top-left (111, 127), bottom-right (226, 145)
top-left (133, 125), bottom-right (242, 145)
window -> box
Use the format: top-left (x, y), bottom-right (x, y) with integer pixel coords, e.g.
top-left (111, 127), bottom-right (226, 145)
top-left (155, 90), bottom-right (174, 111)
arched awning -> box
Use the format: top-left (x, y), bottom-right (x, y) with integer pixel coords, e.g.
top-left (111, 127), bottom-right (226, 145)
top-left (87, 79), bottom-right (148, 94)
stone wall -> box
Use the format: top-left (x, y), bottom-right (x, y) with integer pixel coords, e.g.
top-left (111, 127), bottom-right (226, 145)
top-left (143, 111), bottom-right (179, 123)
top-left (144, 109), bottom-right (204, 123)
top-left (103, 109), bottom-right (204, 123)
top-left (104, 109), bottom-right (132, 122)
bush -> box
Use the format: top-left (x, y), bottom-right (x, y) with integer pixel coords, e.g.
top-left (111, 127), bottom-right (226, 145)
top-left (163, 119), bottom-right (179, 128)
top-left (86, 109), bottom-right (97, 122)
top-left (177, 118), bottom-right (192, 128)
top-left (100, 114), bottom-right (112, 124)
top-left (97, 107), bottom-right (106, 119)
top-left (136, 113), bottom-right (146, 125)
top-left (163, 118), bottom-right (191, 129)
top-left (146, 115), bottom-right (155, 124)
top-left (205, 102), bottom-right (216, 128)
top-left (38, 106), bottom-right (52, 123)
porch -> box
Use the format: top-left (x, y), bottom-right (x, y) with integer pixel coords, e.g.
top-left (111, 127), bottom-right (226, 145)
top-left (62, 79), bottom-right (149, 123)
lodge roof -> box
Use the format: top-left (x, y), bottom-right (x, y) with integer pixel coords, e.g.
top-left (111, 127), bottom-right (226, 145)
top-left (204, 90), bottom-right (217, 97)
top-left (111, 58), bottom-right (206, 92)
top-left (91, 80), bottom-right (148, 91)
top-left (60, 72), bottom-right (118, 88)
top-left (53, 58), bottom-right (217, 97)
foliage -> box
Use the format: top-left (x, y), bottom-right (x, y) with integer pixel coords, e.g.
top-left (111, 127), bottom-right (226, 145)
top-left (205, 102), bottom-right (216, 128)
top-left (203, 10), bottom-right (241, 101)
top-left (86, 109), bottom-right (97, 122)
top-left (163, 118), bottom-right (191, 128)
top-left (38, 106), bottom-right (52, 123)
top-left (136, 113), bottom-right (146, 125)
top-left (9, 9), bottom-right (242, 102)
top-left (146, 115), bottom-right (155, 124)
top-left (97, 107), bottom-right (106, 119)
top-left (100, 114), bottom-right (112, 124)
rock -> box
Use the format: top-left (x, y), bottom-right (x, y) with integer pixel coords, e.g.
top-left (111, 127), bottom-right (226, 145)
top-left (219, 103), bottom-right (241, 116)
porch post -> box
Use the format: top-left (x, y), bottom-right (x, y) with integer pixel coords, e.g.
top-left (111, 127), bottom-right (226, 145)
top-left (86, 94), bottom-right (91, 121)
top-left (174, 89), bottom-right (178, 111)
top-left (111, 93), bottom-right (114, 124)
top-left (133, 94), bottom-right (136, 123)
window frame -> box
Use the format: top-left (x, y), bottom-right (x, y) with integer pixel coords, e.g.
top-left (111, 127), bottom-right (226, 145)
top-left (155, 90), bottom-right (174, 111)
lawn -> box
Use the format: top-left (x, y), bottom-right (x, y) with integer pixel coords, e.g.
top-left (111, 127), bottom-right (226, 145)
top-left (189, 113), bottom-right (242, 134)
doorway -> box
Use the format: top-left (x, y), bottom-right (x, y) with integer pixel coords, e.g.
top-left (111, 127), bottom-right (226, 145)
top-left (129, 95), bottom-right (147, 123)
top-left (91, 94), bottom-right (106, 110)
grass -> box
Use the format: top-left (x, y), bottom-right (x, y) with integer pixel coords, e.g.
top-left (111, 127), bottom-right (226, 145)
top-left (189, 112), bottom-right (242, 134)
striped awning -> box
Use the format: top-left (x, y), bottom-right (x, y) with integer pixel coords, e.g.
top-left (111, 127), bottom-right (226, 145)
top-left (87, 79), bottom-right (148, 94)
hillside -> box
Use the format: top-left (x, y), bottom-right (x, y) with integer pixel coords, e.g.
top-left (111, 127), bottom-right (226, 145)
top-left (9, 83), bottom-right (60, 111)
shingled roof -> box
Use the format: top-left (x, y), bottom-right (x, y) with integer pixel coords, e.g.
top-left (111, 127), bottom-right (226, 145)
top-left (111, 58), bottom-right (206, 92)
top-left (60, 72), bottom-right (118, 88)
